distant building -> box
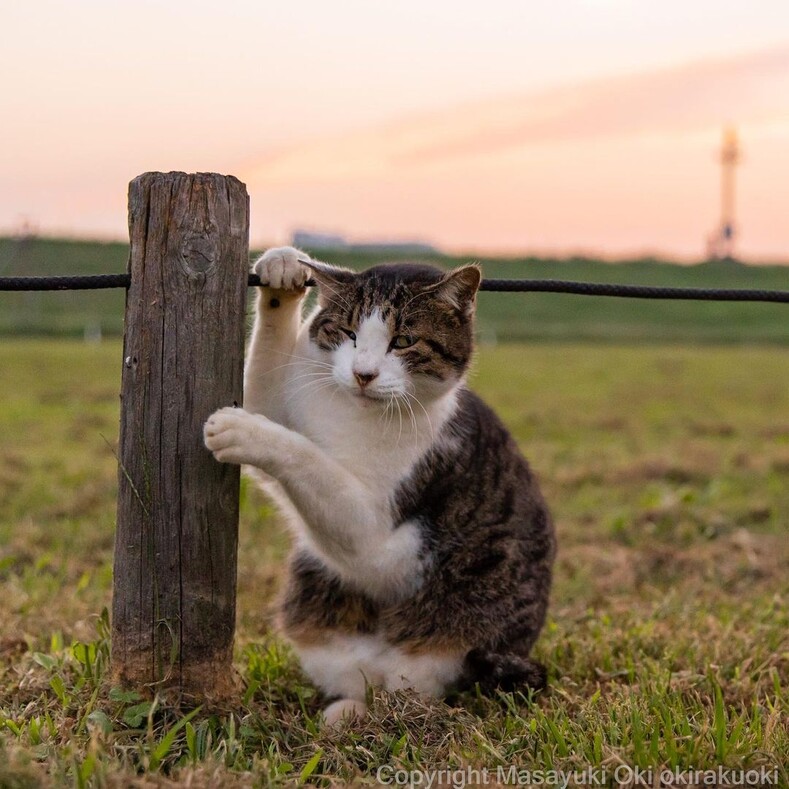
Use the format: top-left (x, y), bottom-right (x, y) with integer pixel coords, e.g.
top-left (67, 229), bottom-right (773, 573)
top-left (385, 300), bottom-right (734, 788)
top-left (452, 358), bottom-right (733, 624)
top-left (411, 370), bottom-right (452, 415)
top-left (291, 230), bottom-right (348, 250)
top-left (291, 230), bottom-right (438, 256)
top-left (349, 242), bottom-right (439, 255)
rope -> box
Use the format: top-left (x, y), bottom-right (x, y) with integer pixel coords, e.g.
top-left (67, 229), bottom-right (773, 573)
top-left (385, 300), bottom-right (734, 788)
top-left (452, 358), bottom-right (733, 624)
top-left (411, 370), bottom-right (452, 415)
top-left (0, 274), bottom-right (131, 291)
top-left (0, 273), bottom-right (787, 303)
top-left (477, 279), bottom-right (789, 302)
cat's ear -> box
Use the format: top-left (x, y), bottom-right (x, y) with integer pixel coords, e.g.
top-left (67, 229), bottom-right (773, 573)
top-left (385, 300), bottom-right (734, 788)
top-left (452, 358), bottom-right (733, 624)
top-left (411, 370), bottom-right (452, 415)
top-left (300, 259), bottom-right (355, 305)
top-left (432, 264), bottom-right (482, 314)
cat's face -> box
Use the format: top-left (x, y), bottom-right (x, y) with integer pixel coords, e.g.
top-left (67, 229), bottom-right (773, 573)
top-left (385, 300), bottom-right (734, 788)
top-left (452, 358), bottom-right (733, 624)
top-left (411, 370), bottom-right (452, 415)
top-left (306, 262), bottom-right (481, 404)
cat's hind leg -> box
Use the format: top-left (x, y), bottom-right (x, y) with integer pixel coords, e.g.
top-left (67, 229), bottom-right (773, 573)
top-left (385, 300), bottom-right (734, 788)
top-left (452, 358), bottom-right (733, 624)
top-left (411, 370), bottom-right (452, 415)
top-left (291, 635), bottom-right (377, 726)
top-left (303, 641), bottom-right (464, 727)
top-left (322, 698), bottom-right (368, 727)
top-left (460, 648), bottom-right (547, 693)
top-left (380, 646), bottom-right (466, 697)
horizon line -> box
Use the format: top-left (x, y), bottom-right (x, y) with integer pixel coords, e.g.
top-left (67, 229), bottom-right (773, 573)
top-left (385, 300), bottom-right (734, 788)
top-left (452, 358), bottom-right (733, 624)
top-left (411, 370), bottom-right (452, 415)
top-left (1, 231), bottom-right (787, 267)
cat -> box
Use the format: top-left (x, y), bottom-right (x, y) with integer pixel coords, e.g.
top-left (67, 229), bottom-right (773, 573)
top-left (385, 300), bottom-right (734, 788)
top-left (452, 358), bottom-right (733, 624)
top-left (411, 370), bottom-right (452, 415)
top-left (204, 246), bottom-right (556, 725)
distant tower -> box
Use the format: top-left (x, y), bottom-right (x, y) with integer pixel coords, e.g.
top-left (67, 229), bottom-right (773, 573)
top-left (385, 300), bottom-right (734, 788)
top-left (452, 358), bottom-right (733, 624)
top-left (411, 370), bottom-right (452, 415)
top-left (706, 127), bottom-right (741, 260)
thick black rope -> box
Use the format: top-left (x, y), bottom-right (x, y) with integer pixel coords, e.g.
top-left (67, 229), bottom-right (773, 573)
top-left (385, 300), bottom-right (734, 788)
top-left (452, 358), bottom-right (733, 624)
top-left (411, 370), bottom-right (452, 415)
top-left (477, 278), bottom-right (789, 302)
top-left (0, 273), bottom-right (787, 303)
top-left (0, 274), bottom-right (131, 291)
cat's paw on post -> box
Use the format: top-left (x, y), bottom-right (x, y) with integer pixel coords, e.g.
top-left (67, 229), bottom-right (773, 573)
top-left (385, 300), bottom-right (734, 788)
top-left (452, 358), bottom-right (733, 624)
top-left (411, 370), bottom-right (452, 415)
top-left (203, 406), bottom-right (266, 466)
top-left (321, 698), bottom-right (368, 728)
top-left (253, 247), bottom-right (310, 293)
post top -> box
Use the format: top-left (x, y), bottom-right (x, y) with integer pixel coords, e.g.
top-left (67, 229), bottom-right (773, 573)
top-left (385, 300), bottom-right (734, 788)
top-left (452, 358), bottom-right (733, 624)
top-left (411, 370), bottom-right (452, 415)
top-left (129, 171), bottom-right (247, 191)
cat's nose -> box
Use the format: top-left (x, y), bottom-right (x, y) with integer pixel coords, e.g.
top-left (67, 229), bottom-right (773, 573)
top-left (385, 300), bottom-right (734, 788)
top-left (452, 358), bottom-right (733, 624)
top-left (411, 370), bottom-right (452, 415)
top-left (354, 370), bottom-right (378, 388)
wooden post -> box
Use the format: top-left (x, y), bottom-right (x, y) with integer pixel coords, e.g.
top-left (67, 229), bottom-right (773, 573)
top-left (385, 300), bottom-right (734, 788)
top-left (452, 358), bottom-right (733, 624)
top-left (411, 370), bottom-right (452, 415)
top-left (112, 172), bottom-right (249, 699)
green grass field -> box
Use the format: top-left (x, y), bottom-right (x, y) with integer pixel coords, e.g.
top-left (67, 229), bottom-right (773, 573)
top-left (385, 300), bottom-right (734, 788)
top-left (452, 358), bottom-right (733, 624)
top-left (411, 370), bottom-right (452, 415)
top-left (0, 339), bottom-right (787, 786)
top-left (1, 237), bottom-right (788, 343)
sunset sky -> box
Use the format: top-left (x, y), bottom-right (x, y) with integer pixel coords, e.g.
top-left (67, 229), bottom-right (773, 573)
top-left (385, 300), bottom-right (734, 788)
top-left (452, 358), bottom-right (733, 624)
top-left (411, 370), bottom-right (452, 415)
top-left (2, 1), bottom-right (789, 260)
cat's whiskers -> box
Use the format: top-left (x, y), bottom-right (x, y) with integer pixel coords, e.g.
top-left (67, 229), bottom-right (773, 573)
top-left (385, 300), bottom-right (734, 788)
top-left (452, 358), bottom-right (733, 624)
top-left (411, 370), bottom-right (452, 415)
top-left (287, 372), bottom-right (335, 395)
top-left (379, 391), bottom-right (396, 433)
top-left (265, 368), bottom-right (334, 402)
top-left (285, 369), bottom-right (335, 384)
top-left (395, 392), bottom-right (405, 446)
top-left (398, 392), bottom-right (421, 452)
top-left (379, 392), bottom-right (390, 428)
top-left (261, 347), bottom-right (334, 369)
top-left (284, 380), bottom-right (337, 410)
top-left (401, 389), bottom-right (442, 480)
top-left (281, 373), bottom-right (337, 407)
top-left (281, 373), bottom-right (335, 397)
top-left (403, 389), bottom-right (434, 444)
top-left (263, 359), bottom-right (334, 376)
top-left (388, 393), bottom-right (399, 435)
top-left (377, 387), bottom-right (412, 446)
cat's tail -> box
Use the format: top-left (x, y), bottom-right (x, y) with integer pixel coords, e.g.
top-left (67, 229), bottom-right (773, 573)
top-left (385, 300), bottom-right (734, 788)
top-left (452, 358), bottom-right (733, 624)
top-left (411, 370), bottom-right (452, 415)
top-left (460, 648), bottom-right (548, 694)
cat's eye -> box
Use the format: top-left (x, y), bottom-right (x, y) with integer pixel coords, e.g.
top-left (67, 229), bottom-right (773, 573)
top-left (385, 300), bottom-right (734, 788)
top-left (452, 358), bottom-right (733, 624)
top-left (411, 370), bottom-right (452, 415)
top-left (391, 334), bottom-right (416, 349)
top-left (340, 327), bottom-right (356, 343)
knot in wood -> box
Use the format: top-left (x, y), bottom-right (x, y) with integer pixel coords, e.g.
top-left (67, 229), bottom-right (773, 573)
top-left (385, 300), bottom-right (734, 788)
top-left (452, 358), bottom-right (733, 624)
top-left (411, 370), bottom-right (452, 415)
top-left (180, 233), bottom-right (219, 276)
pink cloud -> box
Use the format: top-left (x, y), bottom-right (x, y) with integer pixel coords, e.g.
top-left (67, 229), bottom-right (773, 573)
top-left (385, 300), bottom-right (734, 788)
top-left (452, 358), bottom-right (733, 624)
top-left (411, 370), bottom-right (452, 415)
top-left (243, 45), bottom-right (789, 184)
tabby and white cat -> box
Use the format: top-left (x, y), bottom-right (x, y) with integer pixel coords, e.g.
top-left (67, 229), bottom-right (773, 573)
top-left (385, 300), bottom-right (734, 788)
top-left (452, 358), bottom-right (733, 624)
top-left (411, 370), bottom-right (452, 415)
top-left (204, 247), bottom-right (555, 725)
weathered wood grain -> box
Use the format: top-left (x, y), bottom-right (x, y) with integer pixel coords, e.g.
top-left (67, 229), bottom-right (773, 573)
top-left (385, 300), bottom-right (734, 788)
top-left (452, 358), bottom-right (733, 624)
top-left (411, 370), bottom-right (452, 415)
top-left (112, 172), bottom-right (249, 699)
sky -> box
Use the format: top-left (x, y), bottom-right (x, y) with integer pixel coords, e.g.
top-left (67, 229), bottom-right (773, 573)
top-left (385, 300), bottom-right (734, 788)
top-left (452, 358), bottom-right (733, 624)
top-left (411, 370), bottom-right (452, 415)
top-left (2, 1), bottom-right (789, 260)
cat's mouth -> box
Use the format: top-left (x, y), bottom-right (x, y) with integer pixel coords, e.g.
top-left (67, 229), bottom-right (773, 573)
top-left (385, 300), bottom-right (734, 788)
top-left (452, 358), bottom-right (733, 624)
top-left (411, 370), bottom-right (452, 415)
top-left (348, 386), bottom-right (394, 403)
top-left (351, 388), bottom-right (385, 400)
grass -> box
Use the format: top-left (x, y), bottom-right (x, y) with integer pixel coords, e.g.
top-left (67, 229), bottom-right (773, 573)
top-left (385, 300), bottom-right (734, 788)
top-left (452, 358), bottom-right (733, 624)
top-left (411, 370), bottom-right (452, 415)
top-left (1, 236), bottom-right (788, 343)
top-left (0, 339), bottom-right (787, 786)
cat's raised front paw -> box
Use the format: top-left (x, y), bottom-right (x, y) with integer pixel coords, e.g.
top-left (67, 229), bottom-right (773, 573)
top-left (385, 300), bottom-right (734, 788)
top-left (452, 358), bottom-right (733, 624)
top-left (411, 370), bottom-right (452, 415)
top-left (203, 406), bottom-right (266, 466)
top-left (253, 247), bottom-right (309, 292)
